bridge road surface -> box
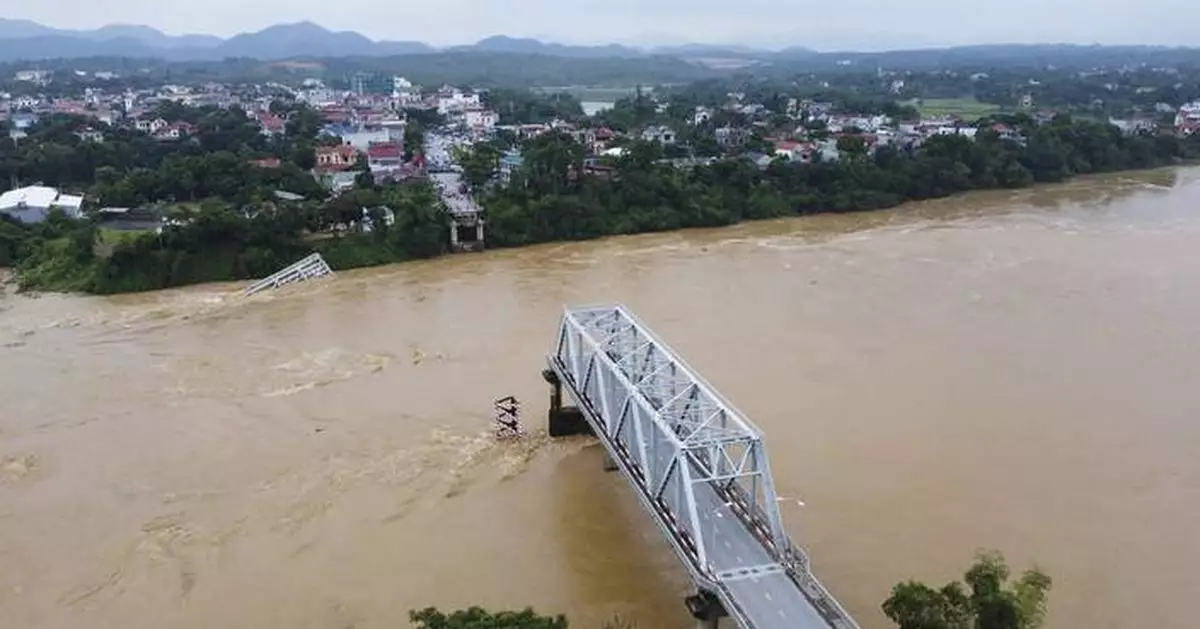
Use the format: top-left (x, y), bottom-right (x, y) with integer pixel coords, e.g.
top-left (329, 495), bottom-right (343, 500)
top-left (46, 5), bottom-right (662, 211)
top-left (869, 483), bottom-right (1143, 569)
top-left (643, 431), bottom-right (834, 629)
top-left (560, 365), bottom-right (843, 629)
top-left (691, 479), bottom-right (832, 629)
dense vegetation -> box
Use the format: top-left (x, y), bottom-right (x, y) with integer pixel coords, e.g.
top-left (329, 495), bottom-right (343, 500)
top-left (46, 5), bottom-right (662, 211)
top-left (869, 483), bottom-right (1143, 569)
top-left (6, 110), bottom-right (1199, 294)
top-left (5, 184), bottom-right (446, 293)
top-left (473, 114), bottom-right (1200, 248)
top-left (884, 552), bottom-right (1051, 629)
top-left (0, 105), bottom-right (328, 204)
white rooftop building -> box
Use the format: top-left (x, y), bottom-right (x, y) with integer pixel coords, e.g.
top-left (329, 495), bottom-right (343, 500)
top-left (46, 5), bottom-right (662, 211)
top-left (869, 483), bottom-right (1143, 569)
top-left (0, 186), bottom-right (84, 223)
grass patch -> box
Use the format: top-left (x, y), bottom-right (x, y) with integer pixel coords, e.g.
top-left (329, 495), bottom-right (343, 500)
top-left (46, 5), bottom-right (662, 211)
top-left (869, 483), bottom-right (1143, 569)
top-left (99, 228), bottom-right (151, 245)
top-left (911, 98), bottom-right (1003, 120)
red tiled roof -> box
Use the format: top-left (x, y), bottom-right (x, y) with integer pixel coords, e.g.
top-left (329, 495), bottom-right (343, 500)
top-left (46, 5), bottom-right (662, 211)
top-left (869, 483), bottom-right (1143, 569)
top-left (260, 115), bottom-right (285, 131)
top-left (367, 142), bottom-right (402, 159)
top-left (316, 145), bottom-right (361, 159)
top-left (249, 157), bottom-right (282, 168)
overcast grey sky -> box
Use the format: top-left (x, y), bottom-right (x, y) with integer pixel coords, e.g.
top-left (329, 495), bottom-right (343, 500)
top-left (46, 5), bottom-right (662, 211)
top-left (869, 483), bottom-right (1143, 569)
top-left (1, 0), bottom-right (1197, 50)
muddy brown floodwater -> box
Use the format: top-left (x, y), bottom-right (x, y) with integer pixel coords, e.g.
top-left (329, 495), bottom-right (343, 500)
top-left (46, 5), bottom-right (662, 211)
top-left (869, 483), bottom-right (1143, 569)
top-left (2, 168), bottom-right (1199, 629)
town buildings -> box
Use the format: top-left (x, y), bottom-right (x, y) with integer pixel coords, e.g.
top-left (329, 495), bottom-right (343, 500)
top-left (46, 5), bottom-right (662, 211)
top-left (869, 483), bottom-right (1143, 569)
top-left (0, 186), bottom-right (84, 223)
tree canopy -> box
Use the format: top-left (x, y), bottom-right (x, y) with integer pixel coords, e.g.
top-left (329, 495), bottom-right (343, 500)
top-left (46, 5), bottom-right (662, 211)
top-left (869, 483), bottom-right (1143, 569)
top-left (409, 607), bottom-right (569, 629)
top-left (883, 551), bottom-right (1052, 629)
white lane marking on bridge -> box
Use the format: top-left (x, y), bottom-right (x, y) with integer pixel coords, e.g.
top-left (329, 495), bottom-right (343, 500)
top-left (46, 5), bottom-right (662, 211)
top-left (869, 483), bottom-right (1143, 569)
top-left (779, 610), bottom-right (787, 618)
top-left (724, 541), bottom-right (733, 549)
top-left (764, 592), bottom-right (773, 601)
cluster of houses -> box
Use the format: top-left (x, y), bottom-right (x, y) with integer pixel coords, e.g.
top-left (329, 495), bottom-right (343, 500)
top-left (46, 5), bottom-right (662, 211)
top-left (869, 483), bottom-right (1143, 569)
top-left (1175, 101), bottom-right (1200, 136)
top-left (4, 67), bottom-right (1200, 227)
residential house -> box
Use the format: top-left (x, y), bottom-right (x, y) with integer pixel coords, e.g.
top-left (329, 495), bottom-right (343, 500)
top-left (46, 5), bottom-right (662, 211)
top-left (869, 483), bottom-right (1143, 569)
top-left (315, 145), bottom-right (362, 170)
top-left (313, 170), bottom-right (358, 193)
top-left (436, 88), bottom-right (481, 115)
top-left (135, 117), bottom-right (169, 134)
top-left (322, 124), bottom-right (390, 151)
top-left (75, 127), bottom-right (105, 143)
top-left (8, 112), bottom-right (38, 141)
top-left (259, 114), bottom-right (286, 137)
top-left (772, 140), bottom-right (815, 163)
top-left (514, 124), bottom-right (551, 140)
top-left (0, 186), bottom-right (84, 223)
top-left (641, 125), bottom-right (676, 144)
top-left (693, 107), bottom-right (712, 126)
top-left (592, 127), bottom-right (615, 153)
top-left (1109, 118), bottom-right (1158, 135)
top-left (715, 125), bottom-right (747, 149)
top-left (367, 142), bottom-right (404, 170)
top-left (154, 121), bottom-right (195, 142)
top-left (498, 149), bottom-right (524, 184)
top-left (392, 76), bottom-right (415, 97)
top-left (464, 108), bottom-right (499, 131)
top-left (380, 117), bottom-right (407, 142)
top-left (13, 70), bottom-right (51, 85)
top-left (1175, 102), bottom-right (1200, 136)
top-left (742, 151), bottom-right (774, 169)
top-left (249, 157), bottom-right (283, 169)
top-left (359, 206), bottom-right (396, 233)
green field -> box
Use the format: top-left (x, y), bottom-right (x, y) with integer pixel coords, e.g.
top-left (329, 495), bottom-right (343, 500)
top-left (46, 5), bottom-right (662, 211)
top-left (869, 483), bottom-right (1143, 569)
top-left (532, 86), bottom-right (641, 102)
top-left (910, 98), bottom-right (1003, 119)
top-left (99, 228), bottom-right (151, 245)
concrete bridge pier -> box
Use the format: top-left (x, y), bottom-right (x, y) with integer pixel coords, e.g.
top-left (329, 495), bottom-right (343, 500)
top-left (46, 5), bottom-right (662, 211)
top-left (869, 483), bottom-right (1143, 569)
top-left (542, 369), bottom-right (593, 438)
top-left (686, 591), bottom-right (727, 629)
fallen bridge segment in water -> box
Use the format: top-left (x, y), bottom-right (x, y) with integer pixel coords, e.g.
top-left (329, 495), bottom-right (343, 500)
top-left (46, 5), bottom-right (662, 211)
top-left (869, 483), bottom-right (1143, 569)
top-left (543, 304), bottom-right (859, 629)
top-left (243, 253), bottom-right (333, 296)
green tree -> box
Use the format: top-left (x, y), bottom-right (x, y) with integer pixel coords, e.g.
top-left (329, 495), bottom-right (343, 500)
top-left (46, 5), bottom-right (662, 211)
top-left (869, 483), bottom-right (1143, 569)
top-left (456, 143), bottom-right (502, 190)
top-left (883, 551), bottom-right (1051, 629)
top-left (409, 607), bottom-right (568, 629)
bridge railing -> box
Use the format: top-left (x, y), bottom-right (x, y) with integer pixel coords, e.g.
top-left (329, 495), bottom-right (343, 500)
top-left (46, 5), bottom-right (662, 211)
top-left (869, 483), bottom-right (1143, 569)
top-left (243, 253), bottom-right (333, 296)
top-left (553, 305), bottom-right (792, 578)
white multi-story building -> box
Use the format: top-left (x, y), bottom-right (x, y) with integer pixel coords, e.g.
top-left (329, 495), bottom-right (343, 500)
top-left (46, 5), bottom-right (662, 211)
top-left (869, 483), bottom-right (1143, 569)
top-left (298, 88), bottom-right (339, 106)
top-left (436, 89), bottom-right (481, 115)
top-left (464, 108), bottom-right (499, 130)
top-left (1175, 101), bottom-right (1200, 135)
top-left (13, 70), bottom-right (51, 85)
top-left (392, 76), bottom-right (415, 98)
top-left (0, 186), bottom-right (84, 223)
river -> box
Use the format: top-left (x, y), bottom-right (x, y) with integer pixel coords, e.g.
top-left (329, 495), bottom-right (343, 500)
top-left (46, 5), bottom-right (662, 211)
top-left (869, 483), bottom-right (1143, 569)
top-left (2, 168), bottom-right (1198, 629)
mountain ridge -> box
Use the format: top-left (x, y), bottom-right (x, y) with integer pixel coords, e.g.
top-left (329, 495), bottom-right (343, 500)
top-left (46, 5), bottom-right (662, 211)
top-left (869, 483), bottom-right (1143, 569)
top-left (0, 19), bottom-right (792, 62)
top-left (0, 19), bottom-right (1193, 65)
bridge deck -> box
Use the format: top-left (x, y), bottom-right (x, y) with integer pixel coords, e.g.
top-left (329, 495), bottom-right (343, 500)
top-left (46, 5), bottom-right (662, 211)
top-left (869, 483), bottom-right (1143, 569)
top-left (547, 304), bottom-right (859, 629)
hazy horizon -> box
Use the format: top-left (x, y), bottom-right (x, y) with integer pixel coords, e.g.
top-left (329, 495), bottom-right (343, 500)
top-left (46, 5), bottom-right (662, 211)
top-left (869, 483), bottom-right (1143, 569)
top-left (3, 0), bottom-right (1198, 52)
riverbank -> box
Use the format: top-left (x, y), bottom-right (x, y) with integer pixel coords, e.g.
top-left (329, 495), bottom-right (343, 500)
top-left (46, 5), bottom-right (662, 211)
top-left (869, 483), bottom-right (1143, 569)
top-left (2, 165), bottom-right (1184, 297)
top-left (9, 117), bottom-right (1200, 295)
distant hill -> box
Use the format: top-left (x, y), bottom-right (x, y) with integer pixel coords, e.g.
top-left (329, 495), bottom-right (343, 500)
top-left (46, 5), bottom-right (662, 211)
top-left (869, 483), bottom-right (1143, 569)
top-left (450, 36), bottom-right (644, 58)
top-left (0, 19), bottom-right (775, 62)
top-left (0, 19), bottom-right (433, 61)
top-left (0, 19), bottom-right (1194, 70)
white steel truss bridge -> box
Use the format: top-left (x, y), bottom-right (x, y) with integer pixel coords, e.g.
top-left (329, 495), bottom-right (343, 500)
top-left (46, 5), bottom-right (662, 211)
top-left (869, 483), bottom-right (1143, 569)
top-left (543, 304), bottom-right (860, 629)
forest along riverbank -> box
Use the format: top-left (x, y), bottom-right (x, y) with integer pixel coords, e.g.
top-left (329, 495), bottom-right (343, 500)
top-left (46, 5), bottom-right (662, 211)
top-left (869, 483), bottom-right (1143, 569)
top-left (1, 168), bottom-right (1199, 629)
top-left (7, 116), bottom-right (1200, 296)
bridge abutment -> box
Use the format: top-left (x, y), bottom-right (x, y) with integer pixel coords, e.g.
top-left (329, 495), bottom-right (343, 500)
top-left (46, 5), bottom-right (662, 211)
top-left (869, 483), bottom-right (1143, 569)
top-left (542, 368), bottom-right (594, 438)
top-left (686, 591), bottom-right (727, 629)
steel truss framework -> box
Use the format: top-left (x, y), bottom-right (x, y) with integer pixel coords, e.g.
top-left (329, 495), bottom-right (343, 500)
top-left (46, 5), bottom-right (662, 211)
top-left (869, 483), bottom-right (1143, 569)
top-left (550, 304), bottom-right (860, 629)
